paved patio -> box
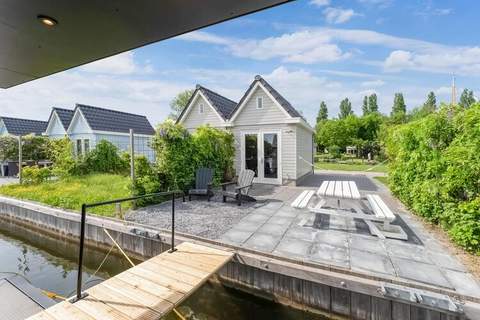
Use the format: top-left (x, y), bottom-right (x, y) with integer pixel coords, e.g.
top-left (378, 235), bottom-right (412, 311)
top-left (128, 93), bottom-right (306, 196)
top-left (130, 173), bottom-right (480, 299)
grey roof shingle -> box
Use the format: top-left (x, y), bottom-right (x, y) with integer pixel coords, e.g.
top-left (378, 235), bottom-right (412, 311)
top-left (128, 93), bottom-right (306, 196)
top-left (76, 104), bottom-right (155, 135)
top-left (0, 117), bottom-right (47, 136)
top-left (54, 108), bottom-right (74, 130)
top-left (198, 86), bottom-right (237, 120)
top-left (230, 75), bottom-right (304, 119)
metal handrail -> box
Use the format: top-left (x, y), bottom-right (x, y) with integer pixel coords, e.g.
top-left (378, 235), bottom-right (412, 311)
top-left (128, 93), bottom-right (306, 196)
top-left (73, 190), bottom-right (184, 302)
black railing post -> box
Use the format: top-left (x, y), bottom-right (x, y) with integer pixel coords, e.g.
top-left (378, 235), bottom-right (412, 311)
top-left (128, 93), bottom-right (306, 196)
top-left (73, 204), bottom-right (88, 302)
top-left (169, 192), bottom-right (176, 253)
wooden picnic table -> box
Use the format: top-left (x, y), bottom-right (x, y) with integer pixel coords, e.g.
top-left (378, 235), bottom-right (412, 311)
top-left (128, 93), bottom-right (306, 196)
top-left (316, 180), bottom-right (361, 200)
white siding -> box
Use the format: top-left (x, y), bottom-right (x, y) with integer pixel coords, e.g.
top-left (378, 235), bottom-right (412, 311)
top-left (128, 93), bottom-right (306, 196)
top-left (231, 124), bottom-right (297, 183)
top-left (233, 86), bottom-right (288, 126)
top-left (181, 94), bottom-right (224, 131)
top-left (296, 124), bottom-right (314, 179)
top-left (46, 113), bottom-right (67, 138)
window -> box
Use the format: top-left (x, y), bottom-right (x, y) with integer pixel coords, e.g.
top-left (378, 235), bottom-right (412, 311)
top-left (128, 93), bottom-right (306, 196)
top-left (256, 97), bottom-right (263, 109)
top-left (76, 139), bottom-right (82, 156)
top-left (199, 103), bottom-right (205, 114)
top-left (84, 139), bottom-right (90, 154)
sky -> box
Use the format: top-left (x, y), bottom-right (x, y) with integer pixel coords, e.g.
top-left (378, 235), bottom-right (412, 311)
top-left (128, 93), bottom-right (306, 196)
top-left (1, 0), bottom-right (479, 126)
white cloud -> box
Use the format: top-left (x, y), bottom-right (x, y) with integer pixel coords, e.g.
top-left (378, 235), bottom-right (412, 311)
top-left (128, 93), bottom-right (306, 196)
top-left (177, 31), bottom-right (231, 45)
top-left (323, 7), bottom-right (359, 24)
top-left (80, 51), bottom-right (152, 75)
top-left (309, 0), bottom-right (330, 7)
top-left (361, 79), bottom-right (385, 87)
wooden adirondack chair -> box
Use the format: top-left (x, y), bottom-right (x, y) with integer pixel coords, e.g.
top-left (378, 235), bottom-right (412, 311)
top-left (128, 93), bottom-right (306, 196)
top-left (188, 168), bottom-right (214, 201)
top-left (220, 169), bottom-right (255, 206)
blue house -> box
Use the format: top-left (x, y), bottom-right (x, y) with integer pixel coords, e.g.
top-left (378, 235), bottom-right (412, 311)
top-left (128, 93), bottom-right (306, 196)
top-left (45, 104), bottom-right (156, 161)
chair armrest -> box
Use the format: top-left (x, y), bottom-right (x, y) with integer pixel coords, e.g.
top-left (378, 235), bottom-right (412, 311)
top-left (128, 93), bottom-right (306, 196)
top-left (220, 181), bottom-right (236, 190)
top-left (235, 184), bottom-right (252, 191)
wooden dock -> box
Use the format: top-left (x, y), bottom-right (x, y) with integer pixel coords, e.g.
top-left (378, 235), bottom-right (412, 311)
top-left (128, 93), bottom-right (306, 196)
top-left (27, 242), bottom-right (233, 320)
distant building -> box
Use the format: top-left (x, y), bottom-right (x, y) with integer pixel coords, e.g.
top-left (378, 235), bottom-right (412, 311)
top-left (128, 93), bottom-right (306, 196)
top-left (0, 117), bottom-right (47, 137)
top-left (56, 104), bottom-right (156, 161)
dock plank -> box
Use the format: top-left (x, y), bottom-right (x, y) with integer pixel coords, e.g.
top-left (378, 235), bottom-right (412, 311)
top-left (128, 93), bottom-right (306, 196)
top-left (26, 242), bottom-right (233, 320)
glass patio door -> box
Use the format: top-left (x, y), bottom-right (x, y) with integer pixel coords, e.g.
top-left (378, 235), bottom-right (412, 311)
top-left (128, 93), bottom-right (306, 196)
top-left (242, 131), bottom-right (281, 184)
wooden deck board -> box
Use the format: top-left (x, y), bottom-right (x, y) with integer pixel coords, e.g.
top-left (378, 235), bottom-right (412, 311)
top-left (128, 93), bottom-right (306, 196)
top-left (26, 242), bottom-right (233, 320)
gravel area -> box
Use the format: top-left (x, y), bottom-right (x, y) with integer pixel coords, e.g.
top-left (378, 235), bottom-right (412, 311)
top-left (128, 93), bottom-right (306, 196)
top-left (125, 194), bottom-right (269, 239)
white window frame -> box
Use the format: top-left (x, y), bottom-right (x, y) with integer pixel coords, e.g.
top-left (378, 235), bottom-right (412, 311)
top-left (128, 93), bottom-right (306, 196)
top-left (256, 96), bottom-right (263, 109)
top-left (199, 103), bottom-right (205, 114)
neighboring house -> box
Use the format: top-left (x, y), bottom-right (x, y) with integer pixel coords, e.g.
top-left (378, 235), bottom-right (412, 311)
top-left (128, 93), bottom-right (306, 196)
top-left (0, 117), bottom-right (47, 137)
top-left (177, 75), bottom-right (315, 185)
top-left (0, 116), bottom-right (48, 176)
top-left (44, 108), bottom-right (75, 138)
top-left (65, 104), bottom-right (156, 161)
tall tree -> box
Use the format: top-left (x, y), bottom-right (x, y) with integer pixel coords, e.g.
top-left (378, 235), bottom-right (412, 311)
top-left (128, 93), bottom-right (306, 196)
top-left (338, 98), bottom-right (353, 119)
top-left (368, 93), bottom-right (378, 113)
top-left (459, 88), bottom-right (476, 109)
top-left (168, 89), bottom-right (194, 120)
top-left (391, 93), bottom-right (407, 123)
top-left (362, 96), bottom-right (369, 116)
top-left (423, 91), bottom-right (437, 113)
top-left (317, 101), bottom-right (328, 123)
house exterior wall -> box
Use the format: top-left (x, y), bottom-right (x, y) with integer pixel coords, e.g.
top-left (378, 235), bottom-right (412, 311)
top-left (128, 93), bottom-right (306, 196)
top-left (46, 113), bottom-right (68, 138)
top-left (0, 120), bottom-right (7, 136)
top-left (233, 86), bottom-right (287, 126)
top-left (296, 124), bottom-right (314, 180)
top-left (231, 123), bottom-right (297, 184)
top-left (181, 95), bottom-right (224, 131)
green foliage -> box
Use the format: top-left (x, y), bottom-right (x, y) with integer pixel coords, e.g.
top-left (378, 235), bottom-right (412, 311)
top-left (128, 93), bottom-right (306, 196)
top-left (317, 101), bottom-right (328, 122)
top-left (391, 93), bottom-right (407, 124)
top-left (424, 91), bottom-right (437, 113)
top-left (151, 121), bottom-right (235, 193)
top-left (22, 166), bottom-right (52, 185)
top-left (368, 94), bottom-right (378, 113)
top-left (82, 140), bottom-right (129, 174)
top-left (362, 96), bottom-right (368, 116)
top-left (169, 89), bottom-right (194, 120)
top-left (47, 137), bottom-right (76, 178)
top-left (0, 136), bottom-right (17, 161)
top-left (386, 103), bottom-right (480, 252)
top-left (459, 88), bottom-right (476, 109)
top-left (0, 135), bottom-right (49, 162)
top-left (338, 98), bottom-right (353, 119)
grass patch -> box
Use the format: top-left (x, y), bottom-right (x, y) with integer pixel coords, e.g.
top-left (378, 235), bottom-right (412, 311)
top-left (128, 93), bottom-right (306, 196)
top-left (374, 176), bottom-right (389, 186)
top-left (0, 174), bottom-right (131, 216)
top-left (315, 161), bottom-right (388, 173)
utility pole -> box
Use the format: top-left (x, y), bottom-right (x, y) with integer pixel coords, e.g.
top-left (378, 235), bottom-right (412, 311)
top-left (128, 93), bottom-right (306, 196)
top-left (18, 135), bottom-right (22, 184)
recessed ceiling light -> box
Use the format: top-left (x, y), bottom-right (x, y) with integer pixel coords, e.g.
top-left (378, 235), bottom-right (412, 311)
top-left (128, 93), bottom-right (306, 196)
top-left (37, 15), bottom-right (58, 27)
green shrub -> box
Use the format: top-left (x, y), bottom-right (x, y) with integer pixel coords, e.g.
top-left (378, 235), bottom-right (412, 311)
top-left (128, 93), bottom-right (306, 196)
top-left (22, 166), bottom-right (52, 185)
top-left (48, 137), bottom-right (76, 178)
top-left (83, 140), bottom-right (129, 174)
top-left (386, 103), bottom-right (480, 253)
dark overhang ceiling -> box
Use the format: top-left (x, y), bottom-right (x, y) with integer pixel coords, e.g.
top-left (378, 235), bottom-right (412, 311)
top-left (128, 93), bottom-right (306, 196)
top-left (0, 0), bottom-right (290, 89)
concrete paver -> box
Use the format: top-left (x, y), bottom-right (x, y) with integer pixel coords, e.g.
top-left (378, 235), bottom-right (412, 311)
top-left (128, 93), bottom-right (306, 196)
top-left (443, 269), bottom-right (480, 297)
top-left (350, 249), bottom-right (396, 276)
top-left (284, 226), bottom-right (317, 242)
top-left (308, 243), bottom-right (350, 268)
top-left (391, 257), bottom-right (453, 289)
top-left (221, 230), bottom-right (253, 245)
top-left (349, 234), bottom-right (385, 254)
top-left (273, 238), bottom-right (313, 259)
top-left (315, 230), bottom-right (348, 248)
top-left (243, 233), bottom-right (282, 252)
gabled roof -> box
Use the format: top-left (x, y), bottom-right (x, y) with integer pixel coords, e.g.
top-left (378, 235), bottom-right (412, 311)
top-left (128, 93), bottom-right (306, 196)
top-left (46, 107), bottom-right (75, 131)
top-left (74, 104), bottom-right (155, 135)
top-left (0, 117), bottom-right (47, 136)
top-left (229, 75), bottom-right (303, 119)
top-left (177, 86), bottom-right (237, 123)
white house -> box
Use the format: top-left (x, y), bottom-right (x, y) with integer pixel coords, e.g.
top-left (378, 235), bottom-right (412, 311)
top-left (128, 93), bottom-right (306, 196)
top-left (177, 75), bottom-right (314, 185)
top-left (47, 104), bottom-right (156, 161)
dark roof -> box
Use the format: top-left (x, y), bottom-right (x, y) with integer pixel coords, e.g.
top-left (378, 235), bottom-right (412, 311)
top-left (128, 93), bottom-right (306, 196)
top-left (0, 117), bottom-right (47, 136)
top-left (230, 75), bottom-right (304, 119)
top-left (198, 86), bottom-right (237, 120)
top-left (177, 86), bottom-right (237, 123)
top-left (46, 107), bottom-right (75, 131)
top-left (75, 104), bottom-right (155, 135)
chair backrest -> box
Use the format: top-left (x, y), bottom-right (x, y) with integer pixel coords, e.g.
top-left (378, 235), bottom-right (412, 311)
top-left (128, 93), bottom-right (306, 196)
top-left (238, 169), bottom-right (255, 195)
top-left (195, 168), bottom-right (213, 189)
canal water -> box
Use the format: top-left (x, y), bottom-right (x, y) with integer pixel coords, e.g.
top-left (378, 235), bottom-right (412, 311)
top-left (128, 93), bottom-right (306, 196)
top-left (0, 219), bottom-right (327, 320)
